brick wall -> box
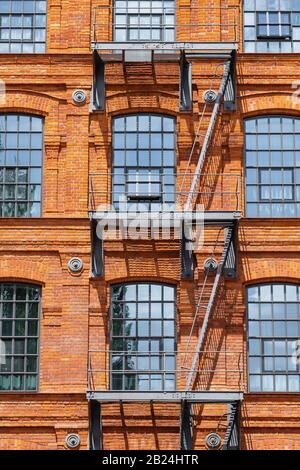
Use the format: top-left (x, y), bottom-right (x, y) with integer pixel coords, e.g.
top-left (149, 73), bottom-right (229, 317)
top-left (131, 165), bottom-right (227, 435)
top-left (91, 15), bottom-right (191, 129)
top-left (0, 0), bottom-right (299, 450)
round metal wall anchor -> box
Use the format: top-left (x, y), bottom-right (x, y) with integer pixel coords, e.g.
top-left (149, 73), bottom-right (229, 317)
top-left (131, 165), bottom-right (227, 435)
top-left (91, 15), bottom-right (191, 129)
top-left (68, 257), bottom-right (83, 274)
top-left (72, 89), bottom-right (86, 104)
top-left (204, 89), bottom-right (217, 103)
top-left (204, 258), bottom-right (218, 272)
top-left (66, 433), bottom-right (81, 449)
top-left (205, 432), bottom-right (222, 450)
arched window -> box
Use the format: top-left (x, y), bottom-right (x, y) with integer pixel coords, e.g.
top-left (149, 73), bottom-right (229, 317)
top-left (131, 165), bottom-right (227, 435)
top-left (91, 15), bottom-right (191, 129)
top-left (0, 283), bottom-right (41, 391)
top-left (247, 283), bottom-right (300, 392)
top-left (0, 1), bottom-right (47, 53)
top-left (112, 114), bottom-right (176, 210)
top-left (243, 0), bottom-right (300, 53)
top-left (245, 116), bottom-right (300, 217)
top-left (0, 114), bottom-right (43, 217)
top-left (114, 0), bottom-right (175, 42)
top-left (111, 282), bottom-right (176, 391)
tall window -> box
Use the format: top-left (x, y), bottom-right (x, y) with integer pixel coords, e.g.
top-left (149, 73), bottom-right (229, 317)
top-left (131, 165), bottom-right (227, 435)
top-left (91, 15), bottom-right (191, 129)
top-left (248, 283), bottom-right (300, 392)
top-left (0, 283), bottom-right (41, 392)
top-left (245, 116), bottom-right (300, 217)
top-left (114, 0), bottom-right (175, 42)
top-left (111, 283), bottom-right (176, 391)
top-left (0, 0), bottom-right (47, 53)
top-left (244, 0), bottom-right (300, 53)
top-left (0, 114), bottom-right (43, 217)
top-left (112, 114), bottom-right (176, 210)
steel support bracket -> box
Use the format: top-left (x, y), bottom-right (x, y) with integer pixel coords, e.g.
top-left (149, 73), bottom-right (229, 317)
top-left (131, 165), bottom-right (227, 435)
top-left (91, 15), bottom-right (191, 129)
top-left (181, 222), bottom-right (195, 279)
top-left (224, 51), bottom-right (237, 112)
top-left (92, 50), bottom-right (105, 111)
top-left (91, 219), bottom-right (104, 278)
top-left (179, 51), bottom-right (192, 112)
top-left (224, 220), bottom-right (238, 280)
top-left (222, 402), bottom-right (241, 450)
top-left (180, 400), bottom-right (194, 450)
top-left (89, 400), bottom-right (102, 450)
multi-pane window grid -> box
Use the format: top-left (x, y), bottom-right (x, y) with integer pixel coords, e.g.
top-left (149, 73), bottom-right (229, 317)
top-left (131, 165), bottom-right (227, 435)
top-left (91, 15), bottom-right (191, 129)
top-left (248, 284), bottom-right (300, 392)
top-left (0, 114), bottom-right (43, 218)
top-left (111, 284), bottom-right (176, 391)
top-left (0, 0), bottom-right (47, 53)
top-left (245, 116), bottom-right (300, 217)
top-left (114, 0), bottom-right (175, 42)
top-left (0, 283), bottom-right (40, 392)
top-left (244, 0), bottom-right (300, 52)
top-left (113, 115), bottom-right (176, 211)
top-left (257, 12), bottom-right (291, 39)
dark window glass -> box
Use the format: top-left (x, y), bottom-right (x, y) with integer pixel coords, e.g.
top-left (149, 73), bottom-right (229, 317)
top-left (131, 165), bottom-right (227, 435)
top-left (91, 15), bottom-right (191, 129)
top-left (0, 114), bottom-right (43, 217)
top-left (247, 283), bottom-right (300, 392)
top-left (245, 116), bottom-right (300, 218)
top-left (111, 283), bottom-right (176, 391)
top-left (0, 283), bottom-right (41, 392)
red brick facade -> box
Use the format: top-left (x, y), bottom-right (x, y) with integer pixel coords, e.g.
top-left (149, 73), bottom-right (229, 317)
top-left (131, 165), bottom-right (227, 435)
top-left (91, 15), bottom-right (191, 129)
top-left (0, 0), bottom-right (300, 450)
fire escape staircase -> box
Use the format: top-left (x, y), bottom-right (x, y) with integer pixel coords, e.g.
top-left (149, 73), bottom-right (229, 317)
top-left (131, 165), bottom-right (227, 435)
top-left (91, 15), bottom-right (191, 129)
top-left (88, 9), bottom-right (242, 451)
top-left (90, 49), bottom-right (238, 279)
top-left (178, 68), bottom-right (241, 446)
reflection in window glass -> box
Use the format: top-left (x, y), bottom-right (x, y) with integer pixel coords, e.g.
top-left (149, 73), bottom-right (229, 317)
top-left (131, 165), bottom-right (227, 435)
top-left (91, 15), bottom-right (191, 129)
top-left (0, 1), bottom-right (47, 53)
top-left (114, 0), bottom-right (175, 42)
top-left (113, 114), bottom-right (176, 211)
top-left (0, 283), bottom-right (41, 392)
top-left (245, 116), bottom-right (300, 217)
top-left (0, 114), bottom-right (43, 217)
top-left (244, 0), bottom-right (300, 53)
top-left (247, 283), bottom-right (300, 392)
top-left (111, 283), bottom-right (176, 391)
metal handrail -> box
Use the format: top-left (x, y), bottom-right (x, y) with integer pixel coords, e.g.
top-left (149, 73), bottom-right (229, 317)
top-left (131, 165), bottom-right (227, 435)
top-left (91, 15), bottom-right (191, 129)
top-left (87, 349), bottom-right (244, 392)
top-left (88, 172), bottom-right (242, 213)
top-left (91, 5), bottom-right (239, 47)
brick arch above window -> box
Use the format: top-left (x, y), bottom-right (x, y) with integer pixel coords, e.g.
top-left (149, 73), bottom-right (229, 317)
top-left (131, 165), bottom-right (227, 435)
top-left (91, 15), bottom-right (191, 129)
top-left (0, 257), bottom-right (50, 286)
top-left (109, 108), bottom-right (178, 118)
top-left (0, 90), bottom-right (60, 118)
top-left (106, 92), bottom-right (180, 114)
top-left (240, 93), bottom-right (300, 117)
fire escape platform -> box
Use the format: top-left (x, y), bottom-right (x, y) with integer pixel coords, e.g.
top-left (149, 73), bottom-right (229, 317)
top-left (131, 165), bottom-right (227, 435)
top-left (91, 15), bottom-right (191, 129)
top-left (87, 390), bottom-right (243, 403)
top-left (89, 210), bottom-right (241, 225)
top-left (93, 42), bottom-right (238, 53)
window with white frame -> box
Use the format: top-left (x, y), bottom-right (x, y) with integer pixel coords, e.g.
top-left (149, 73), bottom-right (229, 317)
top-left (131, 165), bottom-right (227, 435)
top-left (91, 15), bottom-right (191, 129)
top-left (111, 283), bottom-right (176, 391)
top-left (248, 283), bottom-right (300, 392)
top-left (244, 0), bottom-right (300, 53)
top-left (114, 0), bottom-right (175, 42)
top-left (0, 283), bottom-right (41, 392)
top-left (245, 116), bottom-right (300, 217)
top-left (0, 0), bottom-right (47, 53)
